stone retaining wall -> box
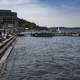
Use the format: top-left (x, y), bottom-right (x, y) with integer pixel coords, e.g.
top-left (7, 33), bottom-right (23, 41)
top-left (0, 36), bottom-right (16, 71)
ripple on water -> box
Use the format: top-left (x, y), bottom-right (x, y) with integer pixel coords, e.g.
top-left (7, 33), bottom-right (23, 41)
top-left (1, 36), bottom-right (80, 80)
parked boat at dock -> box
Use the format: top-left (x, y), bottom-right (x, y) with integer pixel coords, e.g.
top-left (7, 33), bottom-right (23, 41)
top-left (17, 32), bottom-right (25, 36)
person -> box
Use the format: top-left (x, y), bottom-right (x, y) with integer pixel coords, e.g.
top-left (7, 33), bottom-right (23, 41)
top-left (0, 31), bottom-right (2, 42)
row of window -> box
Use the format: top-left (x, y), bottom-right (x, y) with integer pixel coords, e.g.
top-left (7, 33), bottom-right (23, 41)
top-left (0, 16), bottom-right (17, 23)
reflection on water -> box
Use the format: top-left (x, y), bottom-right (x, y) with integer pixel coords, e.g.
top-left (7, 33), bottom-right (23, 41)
top-left (0, 36), bottom-right (80, 80)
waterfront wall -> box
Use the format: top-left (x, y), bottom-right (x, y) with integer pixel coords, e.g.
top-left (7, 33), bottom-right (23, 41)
top-left (0, 35), bottom-right (16, 71)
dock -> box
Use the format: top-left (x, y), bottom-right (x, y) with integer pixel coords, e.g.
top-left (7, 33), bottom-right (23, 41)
top-left (31, 32), bottom-right (80, 37)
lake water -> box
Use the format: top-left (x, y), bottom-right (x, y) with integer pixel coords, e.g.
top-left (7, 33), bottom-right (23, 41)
top-left (0, 36), bottom-right (80, 80)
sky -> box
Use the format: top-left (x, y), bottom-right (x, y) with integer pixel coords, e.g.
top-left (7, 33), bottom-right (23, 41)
top-left (0, 0), bottom-right (80, 27)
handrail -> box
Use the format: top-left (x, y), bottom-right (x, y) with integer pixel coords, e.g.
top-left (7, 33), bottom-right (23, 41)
top-left (0, 36), bottom-right (16, 59)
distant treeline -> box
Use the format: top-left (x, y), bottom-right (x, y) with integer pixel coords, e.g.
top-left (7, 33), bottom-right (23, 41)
top-left (17, 18), bottom-right (48, 31)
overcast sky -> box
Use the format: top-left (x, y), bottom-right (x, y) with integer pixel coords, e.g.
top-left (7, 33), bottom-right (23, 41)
top-left (0, 0), bottom-right (80, 27)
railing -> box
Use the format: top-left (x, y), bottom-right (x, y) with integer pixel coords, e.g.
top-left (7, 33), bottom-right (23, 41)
top-left (0, 36), bottom-right (16, 59)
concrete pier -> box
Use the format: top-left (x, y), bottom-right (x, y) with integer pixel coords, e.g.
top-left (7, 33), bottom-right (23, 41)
top-left (0, 35), bottom-right (16, 71)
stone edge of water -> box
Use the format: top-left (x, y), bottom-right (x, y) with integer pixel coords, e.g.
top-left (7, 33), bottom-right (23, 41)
top-left (0, 36), bottom-right (16, 71)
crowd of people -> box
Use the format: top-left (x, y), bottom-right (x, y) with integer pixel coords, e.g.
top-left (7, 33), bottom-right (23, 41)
top-left (0, 30), bottom-right (11, 42)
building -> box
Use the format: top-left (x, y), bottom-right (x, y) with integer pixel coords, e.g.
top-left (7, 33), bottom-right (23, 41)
top-left (0, 10), bottom-right (17, 34)
top-left (59, 27), bottom-right (80, 33)
top-left (0, 10), bottom-right (18, 40)
top-left (0, 10), bottom-right (17, 28)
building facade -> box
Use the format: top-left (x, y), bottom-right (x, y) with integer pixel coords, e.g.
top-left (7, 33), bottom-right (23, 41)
top-left (0, 10), bottom-right (18, 35)
top-left (0, 10), bottom-right (17, 27)
top-left (0, 10), bottom-right (17, 39)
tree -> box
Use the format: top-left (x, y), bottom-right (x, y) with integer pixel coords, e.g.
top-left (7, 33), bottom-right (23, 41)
top-left (17, 18), bottom-right (48, 31)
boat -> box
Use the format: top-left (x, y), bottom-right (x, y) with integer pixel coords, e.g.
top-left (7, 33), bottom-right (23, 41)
top-left (17, 33), bottom-right (25, 36)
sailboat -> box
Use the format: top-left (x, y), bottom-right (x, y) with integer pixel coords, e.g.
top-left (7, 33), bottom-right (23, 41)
top-left (57, 27), bottom-right (61, 33)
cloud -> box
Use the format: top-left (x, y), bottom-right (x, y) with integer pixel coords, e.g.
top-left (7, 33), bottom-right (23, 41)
top-left (0, 0), bottom-right (80, 27)
top-left (0, 0), bottom-right (37, 6)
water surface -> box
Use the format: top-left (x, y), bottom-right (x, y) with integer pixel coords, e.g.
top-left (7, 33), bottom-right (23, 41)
top-left (0, 36), bottom-right (80, 80)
